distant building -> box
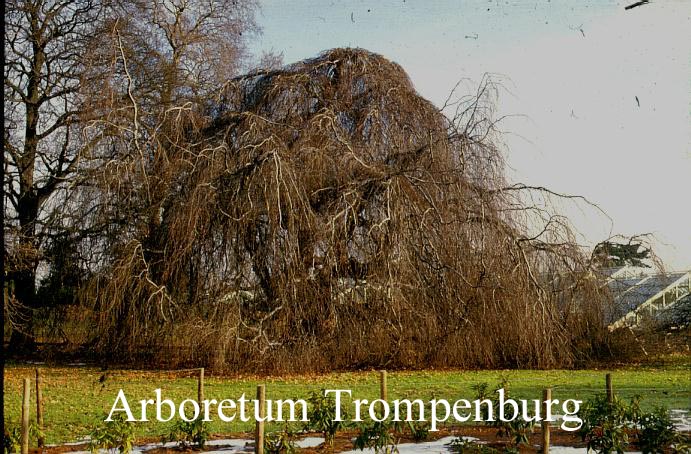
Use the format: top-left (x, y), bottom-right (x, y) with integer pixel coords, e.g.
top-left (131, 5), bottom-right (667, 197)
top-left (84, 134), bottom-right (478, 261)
top-left (603, 266), bottom-right (690, 330)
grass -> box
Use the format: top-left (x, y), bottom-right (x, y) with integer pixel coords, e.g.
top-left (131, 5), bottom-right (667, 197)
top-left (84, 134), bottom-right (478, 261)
top-left (3, 361), bottom-right (690, 444)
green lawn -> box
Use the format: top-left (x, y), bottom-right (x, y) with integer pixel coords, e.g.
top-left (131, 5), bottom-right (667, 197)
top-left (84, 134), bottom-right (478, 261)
top-left (3, 362), bottom-right (690, 444)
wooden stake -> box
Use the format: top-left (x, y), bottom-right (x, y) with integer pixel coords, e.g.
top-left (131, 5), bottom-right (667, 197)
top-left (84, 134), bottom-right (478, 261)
top-left (379, 370), bottom-right (388, 401)
top-left (21, 378), bottom-right (31, 454)
top-left (198, 368), bottom-right (205, 403)
top-left (541, 388), bottom-right (551, 454)
top-left (379, 370), bottom-right (388, 415)
top-left (36, 369), bottom-right (45, 448)
top-left (606, 373), bottom-right (613, 404)
top-left (255, 385), bottom-right (265, 454)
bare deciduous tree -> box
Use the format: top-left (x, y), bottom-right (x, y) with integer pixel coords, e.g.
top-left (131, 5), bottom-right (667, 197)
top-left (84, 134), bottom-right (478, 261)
top-left (4, 0), bottom-right (107, 349)
top-left (82, 49), bottom-right (615, 371)
top-left (4, 0), bottom-right (260, 349)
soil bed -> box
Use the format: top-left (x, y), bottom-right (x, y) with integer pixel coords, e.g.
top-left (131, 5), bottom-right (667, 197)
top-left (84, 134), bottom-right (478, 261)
top-left (27, 426), bottom-right (641, 454)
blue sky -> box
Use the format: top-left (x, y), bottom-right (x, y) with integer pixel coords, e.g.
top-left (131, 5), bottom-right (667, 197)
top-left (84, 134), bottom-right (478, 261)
top-left (251, 0), bottom-right (691, 269)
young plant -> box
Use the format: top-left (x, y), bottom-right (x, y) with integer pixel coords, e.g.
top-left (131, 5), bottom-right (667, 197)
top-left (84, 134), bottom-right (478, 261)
top-left (29, 423), bottom-right (45, 447)
top-left (636, 407), bottom-right (683, 454)
top-left (88, 414), bottom-right (135, 454)
top-left (470, 382), bottom-right (492, 420)
top-left (3, 427), bottom-right (21, 454)
top-left (471, 380), bottom-right (535, 448)
top-left (162, 419), bottom-right (210, 450)
top-left (584, 422), bottom-right (628, 454)
top-left (3, 423), bottom-right (45, 454)
top-left (577, 394), bottom-right (635, 454)
top-left (304, 389), bottom-right (348, 446)
top-left (406, 420), bottom-right (431, 442)
top-left (264, 425), bottom-right (298, 454)
top-left (353, 419), bottom-right (400, 454)
top-left (497, 419), bottom-right (535, 447)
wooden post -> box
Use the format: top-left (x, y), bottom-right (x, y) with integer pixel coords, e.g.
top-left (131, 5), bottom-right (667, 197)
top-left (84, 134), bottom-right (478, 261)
top-left (606, 373), bottom-right (613, 404)
top-left (36, 369), bottom-right (45, 448)
top-left (21, 378), bottom-right (31, 454)
top-left (541, 388), bottom-right (551, 454)
top-left (379, 370), bottom-right (388, 415)
top-left (255, 385), bottom-right (265, 454)
top-left (198, 368), bottom-right (205, 403)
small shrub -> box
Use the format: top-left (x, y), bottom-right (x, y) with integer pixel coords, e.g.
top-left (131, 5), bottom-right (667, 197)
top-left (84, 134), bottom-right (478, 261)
top-left (88, 414), bottom-right (135, 454)
top-left (470, 383), bottom-right (492, 421)
top-left (406, 420), bottom-right (431, 442)
top-left (637, 407), bottom-right (682, 454)
top-left (3, 423), bottom-right (45, 454)
top-left (264, 425), bottom-right (297, 454)
top-left (162, 419), bottom-right (210, 450)
top-left (578, 394), bottom-right (690, 454)
top-left (584, 422), bottom-right (628, 454)
top-left (496, 419), bottom-right (535, 447)
top-left (304, 390), bottom-right (348, 446)
top-left (577, 394), bottom-right (639, 454)
top-left (353, 419), bottom-right (401, 454)
top-left (29, 423), bottom-right (45, 446)
top-left (3, 427), bottom-right (21, 454)
top-left (471, 380), bottom-right (534, 448)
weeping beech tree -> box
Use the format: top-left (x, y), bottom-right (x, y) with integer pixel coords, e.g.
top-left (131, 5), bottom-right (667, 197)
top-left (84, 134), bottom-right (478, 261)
top-left (82, 48), bottom-right (613, 371)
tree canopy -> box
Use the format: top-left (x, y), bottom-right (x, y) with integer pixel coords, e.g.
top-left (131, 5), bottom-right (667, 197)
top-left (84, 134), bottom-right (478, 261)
top-left (80, 48), bottom-right (613, 371)
top-left (593, 239), bottom-right (652, 268)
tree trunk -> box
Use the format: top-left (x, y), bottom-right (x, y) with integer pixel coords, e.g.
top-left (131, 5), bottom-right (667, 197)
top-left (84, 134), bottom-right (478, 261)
top-left (8, 10), bottom-right (46, 351)
top-left (7, 271), bottom-right (37, 352)
top-left (8, 191), bottom-right (40, 352)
